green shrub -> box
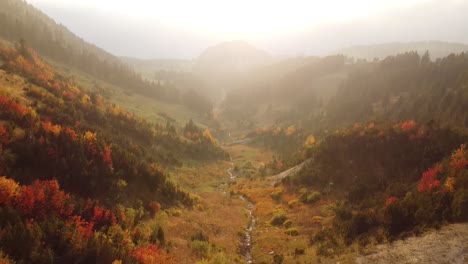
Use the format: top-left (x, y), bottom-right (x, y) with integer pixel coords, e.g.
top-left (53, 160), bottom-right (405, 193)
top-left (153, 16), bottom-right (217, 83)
top-left (452, 190), bottom-right (468, 221)
top-left (283, 220), bottom-right (293, 228)
top-left (270, 211), bottom-right (287, 226)
top-left (287, 199), bottom-right (299, 208)
top-left (191, 240), bottom-right (212, 259)
top-left (285, 228), bottom-right (299, 236)
top-left (306, 191), bottom-right (321, 204)
top-left (273, 254), bottom-right (284, 264)
top-left (270, 190), bottom-right (283, 202)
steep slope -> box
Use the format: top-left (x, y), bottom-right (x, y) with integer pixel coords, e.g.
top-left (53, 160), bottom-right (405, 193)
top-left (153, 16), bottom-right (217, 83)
top-left (0, 0), bottom-right (177, 101)
top-left (0, 44), bottom-right (227, 263)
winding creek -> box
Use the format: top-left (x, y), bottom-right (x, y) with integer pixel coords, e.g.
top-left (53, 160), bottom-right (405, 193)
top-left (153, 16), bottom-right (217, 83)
top-left (225, 156), bottom-right (256, 263)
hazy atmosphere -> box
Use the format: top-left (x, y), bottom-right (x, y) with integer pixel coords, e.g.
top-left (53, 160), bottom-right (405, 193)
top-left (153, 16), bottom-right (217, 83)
top-left (0, 0), bottom-right (467, 263)
top-left (28, 0), bottom-right (468, 58)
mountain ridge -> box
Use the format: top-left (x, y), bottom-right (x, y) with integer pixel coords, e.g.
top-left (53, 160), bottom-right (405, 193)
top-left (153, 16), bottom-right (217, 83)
top-left (333, 40), bottom-right (468, 60)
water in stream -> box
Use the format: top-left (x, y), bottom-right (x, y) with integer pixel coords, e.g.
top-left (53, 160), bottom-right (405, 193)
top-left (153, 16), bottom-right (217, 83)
top-left (239, 195), bottom-right (255, 263)
top-left (226, 158), bottom-right (256, 263)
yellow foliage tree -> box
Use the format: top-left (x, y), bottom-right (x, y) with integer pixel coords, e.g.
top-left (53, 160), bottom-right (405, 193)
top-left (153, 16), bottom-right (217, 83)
top-left (83, 131), bottom-right (97, 141)
top-left (81, 94), bottom-right (91, 106)
top-left (202, 129), bottom-right (217, 144)
top-left (444, 177), bottom-right (455, 192)
top-left (0, 176), bottom-right (19, 204)
top-left (304, 134), bottom-right (316, 146)
top-left (50, 124), bottom-right (62, 137)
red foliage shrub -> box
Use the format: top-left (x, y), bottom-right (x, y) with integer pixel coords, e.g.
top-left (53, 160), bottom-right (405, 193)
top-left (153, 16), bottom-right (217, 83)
top-left (401, 120), bottom-right (416, 132)
top-left (0, 126), bottom-right (12, 146)
top-left (132, 244), bottom-right (174, 264)
top-left (385, 196), bottom-right (399, 206)
top-left (64, 128), bottom-right (78, 142)
top-left (418, 165), bottom-right (442, 192)
top-left (276, 161), bottom-right (284, 170)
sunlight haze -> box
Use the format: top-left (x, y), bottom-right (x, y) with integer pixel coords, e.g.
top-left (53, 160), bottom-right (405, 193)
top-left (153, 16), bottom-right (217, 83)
top-left (1, 0), bottom-right (468, 263)
top-left (26, 0), bottom-right (468, 58)
top-left (29, 0), bottom-right (428, 37)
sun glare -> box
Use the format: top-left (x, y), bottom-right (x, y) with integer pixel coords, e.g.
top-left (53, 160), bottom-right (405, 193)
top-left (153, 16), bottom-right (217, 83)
top-left (29, 0), bottom-right (429, 39)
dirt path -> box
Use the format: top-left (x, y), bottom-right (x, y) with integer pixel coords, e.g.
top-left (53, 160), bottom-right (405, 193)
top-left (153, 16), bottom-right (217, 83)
top-left (356, 223), bottom-right (468, 264)
top-left (268, 158), bottom-right (312, 186)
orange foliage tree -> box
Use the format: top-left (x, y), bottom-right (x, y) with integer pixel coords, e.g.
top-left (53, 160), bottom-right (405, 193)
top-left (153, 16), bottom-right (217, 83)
top-left (450, 144), bottom-right (468, 173)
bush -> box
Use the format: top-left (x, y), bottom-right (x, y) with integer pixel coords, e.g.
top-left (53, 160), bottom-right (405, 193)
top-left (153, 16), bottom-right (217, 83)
top-left (287, 199), bottom-right (299, 208)
top-left (273, 254), bottom-right (284, 264)
top-left (283, 220), bottom-right (292, 228)
top-left (452, 190), bottom-right (468, 221)
top-left (270, 211), bottom-right (287, 226)
top-left (285, 228), bottom-right (299, 236)
top-left (306, 192), bottom-right (321, 204)
top-left (191, 240), bottom-right (212, 259)
top-left (383, 201), bottom-right (415, 238)
top-left (343, 211), bottom-right (377, 243)
top-left (270, 190), bottom-right (283, 202)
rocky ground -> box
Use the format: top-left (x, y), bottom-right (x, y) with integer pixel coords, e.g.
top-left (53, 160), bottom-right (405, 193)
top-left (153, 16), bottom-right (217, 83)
top-left (356, 223), bottom-right (468, 264)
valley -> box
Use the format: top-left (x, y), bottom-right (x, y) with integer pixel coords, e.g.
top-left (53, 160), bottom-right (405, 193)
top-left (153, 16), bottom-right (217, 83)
top-left (0, 1), bottom-right (467, 263)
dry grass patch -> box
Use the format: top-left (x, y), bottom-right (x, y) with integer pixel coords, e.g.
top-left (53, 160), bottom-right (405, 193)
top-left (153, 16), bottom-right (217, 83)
top-left (234, 176), bottom-right (340, 263)
top-left (168, 161), bottom-right (232, 193)
top-left (165, 192), bottom-right (249, 263)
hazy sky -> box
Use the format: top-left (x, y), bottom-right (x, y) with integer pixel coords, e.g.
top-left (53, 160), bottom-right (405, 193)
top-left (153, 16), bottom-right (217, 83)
top-left (27, 0), bottom-right (468, 58)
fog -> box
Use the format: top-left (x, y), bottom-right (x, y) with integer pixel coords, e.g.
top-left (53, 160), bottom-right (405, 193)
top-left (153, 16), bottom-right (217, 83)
top-left (27, 0), bottom-right (468, 58)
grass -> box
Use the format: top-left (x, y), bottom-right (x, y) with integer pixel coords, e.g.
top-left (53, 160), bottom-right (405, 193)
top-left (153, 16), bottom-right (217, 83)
top-left (164, 159), bottom-right (249, 262)
top-left (168, 161), bottom-right (232, 193)
top-left (46, 57), bottom-right (205, 127)
top-left (164, 191), bottom-right (248, 263)
top-left (226, 144), bottom-right (274, 178)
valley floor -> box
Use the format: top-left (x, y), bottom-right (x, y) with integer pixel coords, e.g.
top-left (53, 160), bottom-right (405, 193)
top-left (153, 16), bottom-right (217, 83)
top-left (164, 143), bottom-right (468, 264)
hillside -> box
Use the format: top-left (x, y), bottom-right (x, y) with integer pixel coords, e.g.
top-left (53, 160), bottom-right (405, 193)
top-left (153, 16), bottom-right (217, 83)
top-left (0, 43), bottom-right (228, 263)
top-left (334, 41), bottom-right (468, 60)
top-left (0, 0), bottom-right (177, 102)
top-left (120, 57), bottom-right (194, 79)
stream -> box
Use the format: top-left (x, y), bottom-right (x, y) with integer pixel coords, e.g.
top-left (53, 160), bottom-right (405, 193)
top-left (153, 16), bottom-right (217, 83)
top-left (226, 157), bottom-right (256, 263)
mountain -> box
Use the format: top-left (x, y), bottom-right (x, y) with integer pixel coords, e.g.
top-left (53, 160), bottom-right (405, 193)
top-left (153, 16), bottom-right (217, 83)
top-left (195, 40), bottom-right (272, 74)
top-left (334, 41), bottom-right (468, 60)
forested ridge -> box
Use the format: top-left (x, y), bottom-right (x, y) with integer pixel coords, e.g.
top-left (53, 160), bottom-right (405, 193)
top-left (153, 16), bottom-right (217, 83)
top-left (0, 0), bottom-right (182, 103)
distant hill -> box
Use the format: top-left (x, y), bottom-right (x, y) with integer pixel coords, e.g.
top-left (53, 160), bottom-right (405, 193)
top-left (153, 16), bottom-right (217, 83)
top-left (333, 41), bottom-right (468, 60)
top-left (195, 40), bottom-right (272, 74)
